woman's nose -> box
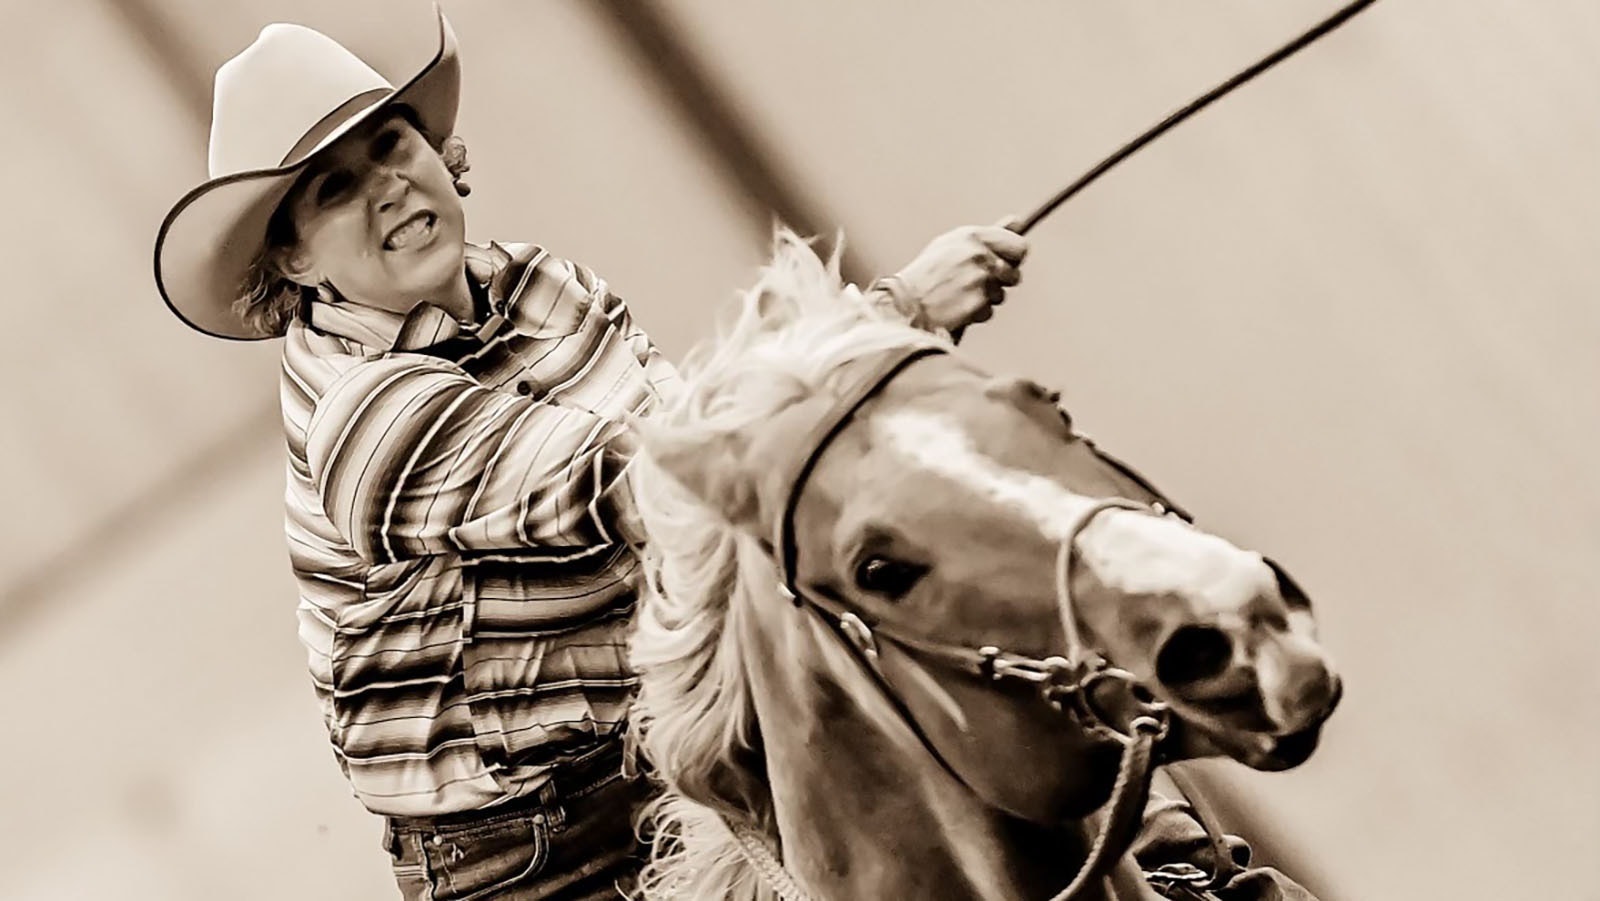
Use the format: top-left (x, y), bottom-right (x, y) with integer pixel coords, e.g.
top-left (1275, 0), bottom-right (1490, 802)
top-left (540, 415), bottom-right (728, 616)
top-left (374, 170), bottom-right (409, 212)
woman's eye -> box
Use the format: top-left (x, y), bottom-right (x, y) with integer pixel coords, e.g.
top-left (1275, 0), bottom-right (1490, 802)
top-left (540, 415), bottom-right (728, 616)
top-left (854, 556), bottom-right (927, 599)
top-left (316, 171), bottom-right (354, 205)
top-left (373, 129), bottom-right (401, 159)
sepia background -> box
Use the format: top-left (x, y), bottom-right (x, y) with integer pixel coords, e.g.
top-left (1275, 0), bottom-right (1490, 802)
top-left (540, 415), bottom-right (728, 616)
top-left (2, 1), bottom-right (1595, 899)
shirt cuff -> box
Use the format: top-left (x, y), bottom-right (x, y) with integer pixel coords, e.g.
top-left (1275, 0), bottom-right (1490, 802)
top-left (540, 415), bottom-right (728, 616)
top-left (864, 274), bottom-right (931, 330)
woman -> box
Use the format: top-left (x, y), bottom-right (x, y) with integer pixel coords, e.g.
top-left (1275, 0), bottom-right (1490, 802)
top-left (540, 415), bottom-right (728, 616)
top-left (153, 9), bottom-right (1027, 899)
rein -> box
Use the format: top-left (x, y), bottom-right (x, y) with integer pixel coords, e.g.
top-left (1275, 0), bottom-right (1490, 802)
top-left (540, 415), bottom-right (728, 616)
top-left (719, 2), bottom-right (1382, 895)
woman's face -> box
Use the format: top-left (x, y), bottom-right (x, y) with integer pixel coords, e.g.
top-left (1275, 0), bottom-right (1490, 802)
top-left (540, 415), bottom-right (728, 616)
top-left (280, 112), bottom-right (467, 315)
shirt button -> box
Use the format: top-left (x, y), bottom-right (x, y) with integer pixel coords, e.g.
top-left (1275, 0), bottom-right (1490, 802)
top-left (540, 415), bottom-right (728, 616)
top-left (515, 380), bottom-right (534, 396)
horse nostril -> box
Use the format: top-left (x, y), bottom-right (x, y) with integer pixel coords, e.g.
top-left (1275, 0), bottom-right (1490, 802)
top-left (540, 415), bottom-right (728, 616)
top-left (1156, 625), bottom-right (1234, 686)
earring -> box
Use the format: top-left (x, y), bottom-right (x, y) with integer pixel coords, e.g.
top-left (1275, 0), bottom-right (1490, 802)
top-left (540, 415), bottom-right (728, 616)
top-left (454, 179), bottom-right (472, 197)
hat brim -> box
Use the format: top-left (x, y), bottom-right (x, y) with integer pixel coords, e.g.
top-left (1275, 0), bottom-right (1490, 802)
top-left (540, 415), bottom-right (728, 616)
top-left (154, 6), bottom-right (461, 341)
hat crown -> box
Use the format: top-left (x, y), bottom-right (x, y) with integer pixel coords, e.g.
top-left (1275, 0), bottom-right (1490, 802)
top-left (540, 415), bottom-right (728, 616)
top-left (208, 23), bottom-right (394, 178)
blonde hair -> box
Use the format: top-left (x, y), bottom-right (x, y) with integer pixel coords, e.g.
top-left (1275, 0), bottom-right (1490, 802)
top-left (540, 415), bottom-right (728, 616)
top-left (232, 110), bottom-right (470, 338)
top-left (629, 229), bottom-right (950, 899)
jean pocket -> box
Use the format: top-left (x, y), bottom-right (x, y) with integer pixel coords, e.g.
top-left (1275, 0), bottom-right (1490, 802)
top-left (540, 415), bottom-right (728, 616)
top-left (423, 813), bottom-right (551, 901)
top-left (383, 826), bottom-right (434, 901)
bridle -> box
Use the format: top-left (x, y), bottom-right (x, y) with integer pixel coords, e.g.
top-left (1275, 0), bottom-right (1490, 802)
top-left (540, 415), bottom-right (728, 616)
top-left (744, 341), bottom-right (1197, 901)
top-left (772, 345), bottom-right (1182, 756)
top-left (719, 1), bottom-right (1380, 897)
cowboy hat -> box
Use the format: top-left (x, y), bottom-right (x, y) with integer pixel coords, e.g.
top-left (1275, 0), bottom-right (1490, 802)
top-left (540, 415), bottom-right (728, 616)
top-left (154, 5), bottom-right (460, 340)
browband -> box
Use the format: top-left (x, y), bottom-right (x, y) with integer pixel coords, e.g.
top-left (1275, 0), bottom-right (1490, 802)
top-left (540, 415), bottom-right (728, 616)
top-left (772, 344), bottom-right (948, 600)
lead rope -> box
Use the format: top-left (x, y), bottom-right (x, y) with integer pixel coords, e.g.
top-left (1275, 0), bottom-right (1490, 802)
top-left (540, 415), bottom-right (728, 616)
top-left (1060, 505), bottom-right (1246, 898)
top-left (1063, 504), bottom-right (1245, 896)
top-left (1162, 765), bottom-right (1245, 894)
top-left (727, 821), bottom-right (816, 901)
top-left (1046, 726), bottom-right (1162, 901)
top-left (1043, 499), bottom-right (1168, 901)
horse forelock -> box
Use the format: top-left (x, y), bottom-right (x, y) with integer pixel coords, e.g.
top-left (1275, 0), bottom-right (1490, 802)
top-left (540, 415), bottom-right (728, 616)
top-left (658, 228), bottom-right (949, 458)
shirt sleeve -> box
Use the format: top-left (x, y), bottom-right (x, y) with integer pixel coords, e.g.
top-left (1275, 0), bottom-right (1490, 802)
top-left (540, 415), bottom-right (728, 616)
top-left (305, 353), bottom-right (643, 564)
top-left (568, 258), bottom-right (683, 405)
top-left (850, 277), bottom-right (952, 338)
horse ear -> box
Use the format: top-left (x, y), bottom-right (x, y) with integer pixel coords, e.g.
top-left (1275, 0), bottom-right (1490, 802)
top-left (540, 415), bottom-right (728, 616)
top-left (983, 375), bottom-right (1060, 409)
top-left (642, 424), bottom-right (763, 528)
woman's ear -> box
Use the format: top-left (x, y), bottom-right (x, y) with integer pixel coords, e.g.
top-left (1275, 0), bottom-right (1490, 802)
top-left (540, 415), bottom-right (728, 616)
top-left (276, 243), bottom-right (319, 287)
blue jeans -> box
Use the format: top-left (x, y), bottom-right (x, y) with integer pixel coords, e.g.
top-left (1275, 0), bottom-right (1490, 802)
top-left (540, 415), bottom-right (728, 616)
top-left (383, 746), bottom-right (657, 900)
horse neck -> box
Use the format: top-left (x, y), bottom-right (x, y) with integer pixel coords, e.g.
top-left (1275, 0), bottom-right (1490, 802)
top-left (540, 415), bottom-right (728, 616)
top-left (738, 604), bottom-right (1128, 901)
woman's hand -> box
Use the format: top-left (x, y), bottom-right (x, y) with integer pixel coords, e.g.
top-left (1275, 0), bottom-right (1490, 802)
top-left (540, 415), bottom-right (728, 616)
top-left (879, 216), bottom-right (1029, 333)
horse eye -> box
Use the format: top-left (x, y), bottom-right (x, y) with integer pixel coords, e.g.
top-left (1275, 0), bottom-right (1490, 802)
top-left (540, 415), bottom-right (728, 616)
top-left (854, 556), bottom-right (927, 598)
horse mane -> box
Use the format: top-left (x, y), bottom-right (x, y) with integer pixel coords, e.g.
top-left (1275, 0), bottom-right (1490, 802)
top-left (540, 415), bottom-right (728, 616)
top-left (627, 229), bottom-right (949, 900)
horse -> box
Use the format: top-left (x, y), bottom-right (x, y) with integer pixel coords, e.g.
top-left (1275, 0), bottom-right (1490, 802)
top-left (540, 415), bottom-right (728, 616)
top-left (624, 230), bottom-right (1343, 901)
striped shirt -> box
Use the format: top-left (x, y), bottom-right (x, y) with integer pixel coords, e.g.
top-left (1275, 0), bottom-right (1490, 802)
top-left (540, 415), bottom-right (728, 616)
top-left (279, 241), bottom-right (680, 817)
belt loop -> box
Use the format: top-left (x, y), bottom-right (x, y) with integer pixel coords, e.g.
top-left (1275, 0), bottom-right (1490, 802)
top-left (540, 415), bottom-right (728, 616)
top-left (536, 779), bottom-right (568, 831)
top-left (460, 562), bottom-right (478, 644)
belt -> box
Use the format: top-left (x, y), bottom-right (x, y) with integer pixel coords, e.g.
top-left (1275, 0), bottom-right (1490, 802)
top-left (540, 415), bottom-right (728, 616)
top-left (385, 739), bottom-right (632, 832)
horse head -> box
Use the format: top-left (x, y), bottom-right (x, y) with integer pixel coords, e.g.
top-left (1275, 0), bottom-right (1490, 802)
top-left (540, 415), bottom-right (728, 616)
top-left (630, 230), bottom-right (1341, 899)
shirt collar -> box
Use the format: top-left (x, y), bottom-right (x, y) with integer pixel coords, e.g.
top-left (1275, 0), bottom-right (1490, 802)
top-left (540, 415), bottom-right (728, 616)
top-left (304, 242), bottom-right (516, 353)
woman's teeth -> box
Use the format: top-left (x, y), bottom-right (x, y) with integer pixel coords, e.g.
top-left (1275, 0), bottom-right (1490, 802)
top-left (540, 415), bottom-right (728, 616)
top-left (384, 213), bottom-right (434, 251)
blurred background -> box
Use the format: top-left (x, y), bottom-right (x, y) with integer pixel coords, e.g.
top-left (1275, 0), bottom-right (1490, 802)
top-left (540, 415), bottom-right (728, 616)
top-left (3, 1), bottom-right (1596, 898)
